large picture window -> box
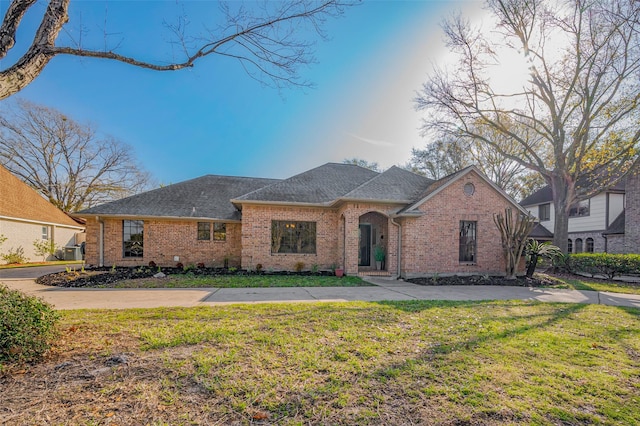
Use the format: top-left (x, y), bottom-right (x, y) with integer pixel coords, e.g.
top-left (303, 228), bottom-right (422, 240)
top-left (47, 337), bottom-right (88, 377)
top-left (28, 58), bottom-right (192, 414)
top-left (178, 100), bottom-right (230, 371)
top-left (123, 220), bottom-right (144, 258)
top-left (271, 221), bottom-right (316, 254)
top-left (459, 221), bottom-right (477, 263)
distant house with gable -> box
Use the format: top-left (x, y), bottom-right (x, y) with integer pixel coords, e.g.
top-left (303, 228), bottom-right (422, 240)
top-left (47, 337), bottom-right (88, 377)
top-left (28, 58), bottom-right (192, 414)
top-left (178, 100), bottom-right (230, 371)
top-left (0, 164), bottom-right (85, 262)
top-left (75, 163), bottom-right (531, 278)
top-left (521, 163), bottom-right (639, 254)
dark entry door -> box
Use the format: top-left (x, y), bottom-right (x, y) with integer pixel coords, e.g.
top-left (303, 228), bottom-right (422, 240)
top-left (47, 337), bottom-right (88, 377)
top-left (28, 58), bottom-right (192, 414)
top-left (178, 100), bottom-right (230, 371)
top-left (358, 224), bottom-right (371, 266)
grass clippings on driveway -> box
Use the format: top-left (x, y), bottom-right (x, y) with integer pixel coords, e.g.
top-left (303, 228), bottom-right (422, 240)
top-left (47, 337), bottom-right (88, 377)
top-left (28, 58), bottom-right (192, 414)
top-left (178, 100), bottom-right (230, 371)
top-left (2, 300), bottom-right (639, 425)
top-left (539, 273), bottom-right (640, 295)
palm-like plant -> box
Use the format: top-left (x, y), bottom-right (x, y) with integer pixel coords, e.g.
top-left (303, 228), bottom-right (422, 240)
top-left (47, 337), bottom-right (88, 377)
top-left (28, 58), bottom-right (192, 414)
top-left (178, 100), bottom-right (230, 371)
top-left (525, 240), bottom-right (563, 278)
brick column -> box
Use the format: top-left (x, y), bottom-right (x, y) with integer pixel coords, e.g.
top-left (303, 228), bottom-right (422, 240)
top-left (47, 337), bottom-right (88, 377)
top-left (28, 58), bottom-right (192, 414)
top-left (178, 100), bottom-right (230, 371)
top-left (626, 168), bottom-right (640, 253)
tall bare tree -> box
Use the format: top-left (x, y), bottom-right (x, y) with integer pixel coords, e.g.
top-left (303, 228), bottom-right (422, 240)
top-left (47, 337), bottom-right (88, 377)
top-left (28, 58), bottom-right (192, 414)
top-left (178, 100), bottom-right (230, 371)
top-left (416, 0), bottom-right (640, 251)
top-left (0, 0), bottom-right (355, 99)
top-left (0, 99), bottom-right (152, 212)
top-left (407, 130), bottom-right (545, 201)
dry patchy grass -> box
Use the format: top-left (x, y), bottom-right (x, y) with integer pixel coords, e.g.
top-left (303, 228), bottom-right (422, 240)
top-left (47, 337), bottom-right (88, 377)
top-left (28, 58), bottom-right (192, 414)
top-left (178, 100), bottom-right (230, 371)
top-left (1, 301), bottom-right (639, 425)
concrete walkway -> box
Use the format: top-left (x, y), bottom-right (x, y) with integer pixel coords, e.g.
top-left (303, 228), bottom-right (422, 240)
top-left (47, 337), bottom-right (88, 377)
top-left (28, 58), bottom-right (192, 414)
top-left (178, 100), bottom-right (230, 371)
top-left (2, 276), bottom-right (639, 310)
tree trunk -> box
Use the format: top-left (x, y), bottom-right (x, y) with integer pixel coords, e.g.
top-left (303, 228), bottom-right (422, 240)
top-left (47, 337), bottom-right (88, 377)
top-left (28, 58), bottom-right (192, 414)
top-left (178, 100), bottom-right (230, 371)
top-left (549, 174), bottom-right (572, 253)
top-left (526, 255), bottom-right (538, 278)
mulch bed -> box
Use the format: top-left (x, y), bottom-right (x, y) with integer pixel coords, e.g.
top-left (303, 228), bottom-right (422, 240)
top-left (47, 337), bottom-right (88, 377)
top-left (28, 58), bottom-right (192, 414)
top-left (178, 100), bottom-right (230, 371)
top-left (36, 266), bottom-right (333, 288)
top-left (406, 274), bottom-right (559, 287)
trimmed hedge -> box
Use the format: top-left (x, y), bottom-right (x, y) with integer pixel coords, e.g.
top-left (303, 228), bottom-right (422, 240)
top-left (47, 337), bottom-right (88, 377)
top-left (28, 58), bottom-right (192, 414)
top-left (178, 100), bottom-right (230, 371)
top-left (566, 253), bottom-right (640, 279)
top-left (0, 285), bottom-right (59, 364)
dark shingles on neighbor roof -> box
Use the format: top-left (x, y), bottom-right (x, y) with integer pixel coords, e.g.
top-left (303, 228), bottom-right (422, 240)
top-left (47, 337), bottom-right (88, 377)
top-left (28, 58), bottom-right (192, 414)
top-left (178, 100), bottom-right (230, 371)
top-left (76, 175), bottom-right (280, 220)
top-left (603, 211), bottom-right (625, 235)
top-left (343, 166), bottom-right (434, 202)
top-left (234, 163), bottom-right (379, 204)
top-left (520, 185), bottom-right (553, 206)
top-left (529, 223), bottom-right (554, 239)
top-left (520, 179), bottom-right (626, 206)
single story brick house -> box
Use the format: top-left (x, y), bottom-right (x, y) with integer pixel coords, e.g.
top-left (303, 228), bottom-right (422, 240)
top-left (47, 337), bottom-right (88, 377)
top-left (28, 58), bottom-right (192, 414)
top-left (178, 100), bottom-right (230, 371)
top-left (75, 163), bottom-right (529, 278)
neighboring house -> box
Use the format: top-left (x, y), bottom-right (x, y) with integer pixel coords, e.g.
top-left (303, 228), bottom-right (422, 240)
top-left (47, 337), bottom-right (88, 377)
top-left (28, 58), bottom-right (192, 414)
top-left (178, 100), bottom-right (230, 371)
top-left (75, 163), bottom-right (530, 278)
top-left (0, 165), bottom-right (85, 262)
top-left (521, 168), bottom-right (639, 254)
top-left (602, 168), bottom-right (640, 254)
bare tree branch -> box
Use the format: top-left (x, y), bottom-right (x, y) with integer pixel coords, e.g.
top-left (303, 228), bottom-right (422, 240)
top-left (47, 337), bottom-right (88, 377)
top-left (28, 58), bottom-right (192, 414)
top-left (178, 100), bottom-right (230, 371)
top-left (0, 99), bottom-right (153, 212)
top-left (0, 0), bottom-right (357, 99)
top-left (416, 0), bottom-right (640, 251)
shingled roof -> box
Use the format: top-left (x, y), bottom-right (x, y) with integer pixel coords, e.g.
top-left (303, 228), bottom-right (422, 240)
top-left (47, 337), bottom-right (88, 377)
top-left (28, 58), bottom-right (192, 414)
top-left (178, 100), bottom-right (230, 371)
top-left (0, 164), bottom-right (81, 227)
top-left (520, 179), bottom-right (626, 206)
top-left (77, 175), bottom-right (279, 220)
top-left (603, 211), bottom-right (625, 235)
top-left (342, 166), bottom-right (434, 202)
top-left (233, 163), bottom-right (379, 205)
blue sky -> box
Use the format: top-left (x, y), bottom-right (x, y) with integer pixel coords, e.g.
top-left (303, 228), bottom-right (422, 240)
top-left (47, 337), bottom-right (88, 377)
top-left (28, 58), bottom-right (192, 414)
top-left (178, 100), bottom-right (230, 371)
top-left (2, 0), bottom-right (480, 184)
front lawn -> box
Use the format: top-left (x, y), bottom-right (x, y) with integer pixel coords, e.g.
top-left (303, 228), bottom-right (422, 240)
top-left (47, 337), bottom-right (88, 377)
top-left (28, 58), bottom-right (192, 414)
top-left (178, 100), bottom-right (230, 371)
top-left (108, 274), bottom-right (367, 288)
top-left (2, 300), bottom-right (639, 424)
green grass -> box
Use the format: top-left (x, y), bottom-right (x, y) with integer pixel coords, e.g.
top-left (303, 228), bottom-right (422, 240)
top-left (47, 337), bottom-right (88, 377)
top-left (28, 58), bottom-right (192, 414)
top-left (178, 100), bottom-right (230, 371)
top-left (541, 274), bottom-right (640, 295)
top-left (104, 274), bottom-right (367, 288)
top-left (26, 300), bottom-right (638, 425)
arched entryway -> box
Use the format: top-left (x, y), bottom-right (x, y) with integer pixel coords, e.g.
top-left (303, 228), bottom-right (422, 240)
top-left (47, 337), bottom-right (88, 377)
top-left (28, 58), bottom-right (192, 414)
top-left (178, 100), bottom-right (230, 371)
top-left (358, 211), bottom-right (388, 273)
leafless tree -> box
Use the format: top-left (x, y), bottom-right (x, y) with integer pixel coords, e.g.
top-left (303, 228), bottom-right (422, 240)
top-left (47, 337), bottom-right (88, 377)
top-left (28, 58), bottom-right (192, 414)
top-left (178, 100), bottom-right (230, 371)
top-left (343, 158), bottom-right (381, 172)
top-left (416, 0), bottom-right (640, 251)
top-left (0, 0), bottom-right (356, 99)
top-left (407, 129), bottom-right (544, 201)
top-left (0, 99), bottom-right (152, 212)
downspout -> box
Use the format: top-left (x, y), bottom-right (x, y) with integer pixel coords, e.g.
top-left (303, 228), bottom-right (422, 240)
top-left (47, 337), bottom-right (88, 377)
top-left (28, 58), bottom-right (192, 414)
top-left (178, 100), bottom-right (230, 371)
top-left (97, 216), bottom-right (104, 267)
top-left (390, 216), bottom-right (401, 279)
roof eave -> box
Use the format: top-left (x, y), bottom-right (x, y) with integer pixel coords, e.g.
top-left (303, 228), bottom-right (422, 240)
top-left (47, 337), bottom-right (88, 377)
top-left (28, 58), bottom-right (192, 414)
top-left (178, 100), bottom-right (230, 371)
top-left (72, 213), bottom-right (242, 223)
top-left (230, 199), bottom-right (333, 208)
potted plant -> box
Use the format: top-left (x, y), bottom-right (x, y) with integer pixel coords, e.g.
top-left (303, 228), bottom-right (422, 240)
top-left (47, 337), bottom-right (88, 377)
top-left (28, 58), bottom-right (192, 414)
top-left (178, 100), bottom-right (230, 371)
top-left (374, 245), bottom-right (386, 270)
top-left (331, 263), bottom-right (344, 277)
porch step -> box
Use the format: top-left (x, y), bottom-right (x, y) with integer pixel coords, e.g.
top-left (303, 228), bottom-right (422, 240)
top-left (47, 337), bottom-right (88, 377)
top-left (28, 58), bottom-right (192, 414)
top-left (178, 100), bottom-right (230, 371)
top-left (358, 271), bottom-right (392, 277)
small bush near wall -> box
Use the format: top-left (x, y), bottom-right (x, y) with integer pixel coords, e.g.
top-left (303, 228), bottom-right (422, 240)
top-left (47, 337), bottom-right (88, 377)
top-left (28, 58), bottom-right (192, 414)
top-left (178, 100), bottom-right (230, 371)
top-left (0, 286), bottom-right (59, 364)
top-left (567, 253), bottom-right (640, 279)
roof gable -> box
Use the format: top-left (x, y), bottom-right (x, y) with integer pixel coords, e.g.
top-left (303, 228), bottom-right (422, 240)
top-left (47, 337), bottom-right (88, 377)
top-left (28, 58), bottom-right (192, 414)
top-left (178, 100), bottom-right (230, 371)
top-left (77, 175), bottom-right (279, 220)
top-left (233, 163), bottom-right (379, 205)
top-left (341, 166), bottom-right (434, 202)
top-left (400, 165), bottom-right (529, 216)
top-left (0, 165), bottom-right (81, 227)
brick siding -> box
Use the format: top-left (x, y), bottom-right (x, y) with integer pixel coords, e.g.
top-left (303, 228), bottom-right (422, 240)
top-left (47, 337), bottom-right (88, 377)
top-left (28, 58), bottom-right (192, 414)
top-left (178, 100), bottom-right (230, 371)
top-left (84, 218), bottom-right (241, 267)
top-left (567, 232), bottom-right (605, 253)
top-left (625, 167), bottom-right (640, 254)
top-left (240, 205), bottom-right (341, 271)
top-left (400, 171), bottom-right (517, 277)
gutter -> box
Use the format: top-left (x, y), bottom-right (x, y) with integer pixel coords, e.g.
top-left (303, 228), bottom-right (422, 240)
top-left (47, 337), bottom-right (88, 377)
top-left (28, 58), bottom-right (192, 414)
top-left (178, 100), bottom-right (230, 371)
top-left (390, 215), bottom-right (402, 278)
top-left (97, 216), bottom-right (104, 267)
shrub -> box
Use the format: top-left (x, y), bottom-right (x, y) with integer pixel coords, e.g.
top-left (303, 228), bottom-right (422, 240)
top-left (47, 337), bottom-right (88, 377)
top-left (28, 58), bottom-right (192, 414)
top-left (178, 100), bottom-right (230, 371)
top-left (294, 261), bottom-right (305, 273)
top-left (567, 253), bottom-right (640, 279)
top-left (0, 285), bottom-right (59, 364)
top-left (256, 263), bottom-right (263, 273)
top-left (525, 240), bottom-right (562, 277)
top-left (33, 239), bottom-right (59, 261)
top-left (1, 246), bottom-right (26, 265)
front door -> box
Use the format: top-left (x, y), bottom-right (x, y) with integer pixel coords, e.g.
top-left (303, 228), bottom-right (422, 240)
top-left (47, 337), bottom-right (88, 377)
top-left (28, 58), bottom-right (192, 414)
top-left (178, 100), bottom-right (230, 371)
top-left (358, 224), bottom-right (371, 266)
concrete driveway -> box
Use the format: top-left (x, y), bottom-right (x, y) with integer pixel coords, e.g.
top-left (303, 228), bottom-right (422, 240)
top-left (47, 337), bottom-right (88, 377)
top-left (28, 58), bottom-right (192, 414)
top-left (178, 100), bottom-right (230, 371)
top-left (2, 274), bottom-right (639, 310)
top-left (0, 264), bottom-right (79, 280)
